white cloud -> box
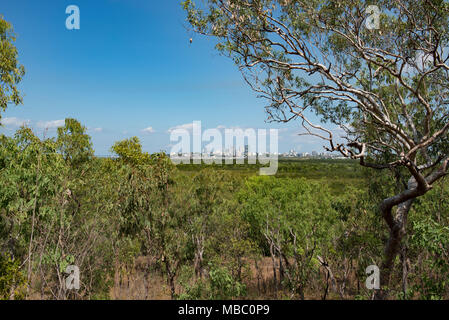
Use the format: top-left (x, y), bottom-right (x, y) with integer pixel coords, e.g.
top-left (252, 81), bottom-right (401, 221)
top-left (141, 126), bottom-right (155, 134)
top-left (87, 127), bottom-right (103, 133)
top-left (1, 117), bottom-right (31, 127)
top-left (37, 119), bottom-right (65, 129)
top-left (167, 123), bottom-right (194, 133)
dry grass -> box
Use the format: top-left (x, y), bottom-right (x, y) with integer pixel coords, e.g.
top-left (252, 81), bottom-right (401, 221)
top-left (110, 257), bottom-right (294, 300)
top-left (27, 256), bottom-right (363, 300)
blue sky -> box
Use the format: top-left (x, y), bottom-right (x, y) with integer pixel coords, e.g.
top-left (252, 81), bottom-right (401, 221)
top-left (0, 0), bottom-right (326, 155)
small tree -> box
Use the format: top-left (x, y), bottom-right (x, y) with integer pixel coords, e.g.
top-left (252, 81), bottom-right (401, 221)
top-left (238, 176), bottom-right (336, 299)
top-left (0, 16), bottom-right (25, 121)
top-left (57, 118), bottom-right (93, 167)
top-left (112, 138), bottom-right (189, 299)
top-left (184, 0), bottom-right (449, 298)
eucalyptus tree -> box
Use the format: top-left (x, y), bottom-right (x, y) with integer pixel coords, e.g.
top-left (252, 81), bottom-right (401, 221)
top-left (0, 128), bottom-right (66, 298)
top-left (0, 16), bottom-right (26, 298)
top-left (183, 0), bottom-right (449, 298)
top-left (56, 119), bottom-right (94, 168)
top-left (0, 16), bottom-right (25, 121)
top-left (238, 176), bottom-right (336, 299)
top-left (112, 138), bottom-right (190, 299)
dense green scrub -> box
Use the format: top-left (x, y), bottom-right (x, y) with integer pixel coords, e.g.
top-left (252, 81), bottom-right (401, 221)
top-left (177, 158), bottom-right (364, 195)
top-left (0, 120), bottom-right (448, 300)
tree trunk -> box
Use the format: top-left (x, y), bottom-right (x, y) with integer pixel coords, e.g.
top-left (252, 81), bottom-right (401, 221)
top-left (168, 275), bottom-right (176, 300)
top-left (164, 259), bottom-right (176, 300)
top-left (400, 243), bottom-right (409, 298)
top-left (269, 244), bottom-right (277, 294)
top-left (375, 199), bottom-right (413, 300)
top-left (279, 256), bottom-right (284, 282)
top-left (298, 284), bottom-right (305, 300)
top-left (194, 240), bottom-right (204, 279)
